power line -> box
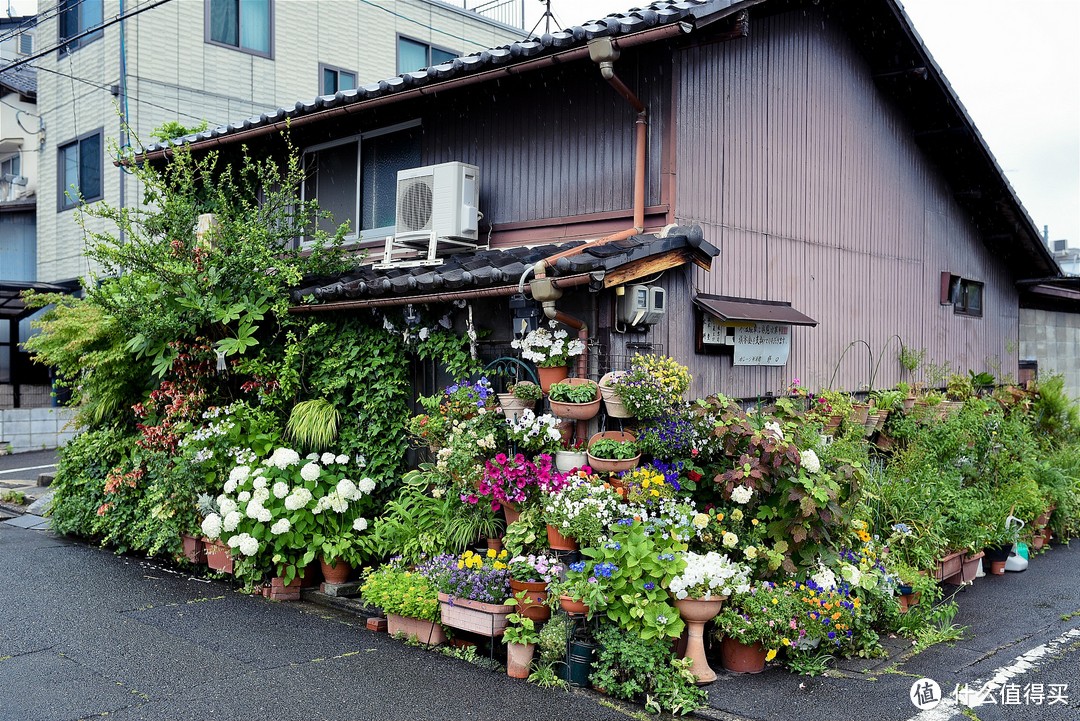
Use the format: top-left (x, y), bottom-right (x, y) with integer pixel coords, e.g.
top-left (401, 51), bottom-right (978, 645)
top-left (0, 0), bottom-right (76, 46)
top-left (0, 0), bottom-right (172, 74)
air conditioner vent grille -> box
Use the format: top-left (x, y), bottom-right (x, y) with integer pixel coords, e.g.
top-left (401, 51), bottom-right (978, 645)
top-left (397, 176), bottom-right (434, 233)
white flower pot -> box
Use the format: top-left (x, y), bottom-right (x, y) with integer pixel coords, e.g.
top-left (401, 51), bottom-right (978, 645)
top-left (555, 450), bottom-right (588, 473)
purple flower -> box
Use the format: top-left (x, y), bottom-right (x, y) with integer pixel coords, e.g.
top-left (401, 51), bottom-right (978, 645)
top-left (644, 582), bottom-right (655, 591)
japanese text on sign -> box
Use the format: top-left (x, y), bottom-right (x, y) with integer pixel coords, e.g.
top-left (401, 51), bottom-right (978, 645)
top-left (733, 322), bottom-right (791, 366)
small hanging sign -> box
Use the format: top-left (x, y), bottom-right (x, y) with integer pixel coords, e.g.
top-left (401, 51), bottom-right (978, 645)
top-left (733, 322), bottom-right (791, 366)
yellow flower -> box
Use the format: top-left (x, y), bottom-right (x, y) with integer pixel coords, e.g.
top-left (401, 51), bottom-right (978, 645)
top-left (717, 513), bottom-right (725, 522)
top-left (499, 550), bottom-right (508, 558)
top-left (722, 532), bottom-right (738, 548)
top-left (732, 509), bottom-right (744, 522)
top-left (765, 649), bottom-right (777, 661)
top-left (771, 597), bottom-right (778, 605)
top-left (487, 548), bottom-right (496, 558)
top-left (751, 519), bottom-right (760, 526)
top-left (745, 546), bottom-right (758, 560)
top-left (642, 478), bottom-right (651, 489)
top-left (457, 561), bottom-right (465, 569)
top-left (651, 489), bottom-right (660, 497)
top-left (692, 513), bottom-right (710, 529)
top-left (782, 638), bottom-right (791, 646)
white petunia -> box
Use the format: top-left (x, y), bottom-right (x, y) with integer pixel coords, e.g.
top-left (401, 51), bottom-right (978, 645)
top-left (201, 513), bottom-right (222, 539)
top-left (272, 481), bottom-right (289, 499)
top-left (731, 485), bottom-right (754, 505)
top-left (300, 462), bottom-right (321, 482)
top-left (320, 452), bottom-right (336, 465)
top-left (335, 454), bottom-right (349, 465)
top-left (352, 517), bottom-right (368, 532)
top-left (222, 510), bottom-right (242, 533)
top-left (801, 449), bottom-right (821, 474)
top-left (270, 518), bottom-right (291, 535)
top-left (357, 477), bottom-right (376, 494)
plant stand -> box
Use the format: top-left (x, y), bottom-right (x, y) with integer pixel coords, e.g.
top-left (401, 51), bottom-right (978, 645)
top-left (674, 597), bottom-right (727, 684)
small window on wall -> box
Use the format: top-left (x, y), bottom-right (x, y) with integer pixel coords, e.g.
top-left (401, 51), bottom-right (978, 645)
top-left (397, 36), bottom-right (457, 74)
top-left (206, 0), bottom-right (272, 57)
top-left (57, 130), bottom-right (103, 211)
top-left (320, 64), bottom-right (357, 95)
top-left (941, 273), bottom-right (983, 317)
top-left (59, 0), bottom-right (103, 54)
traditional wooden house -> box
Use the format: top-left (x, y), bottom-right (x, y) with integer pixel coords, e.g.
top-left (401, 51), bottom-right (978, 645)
top-left (141, 0), bottom-right (1068, 400)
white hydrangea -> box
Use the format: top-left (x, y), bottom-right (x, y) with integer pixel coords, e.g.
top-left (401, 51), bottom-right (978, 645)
top-left (306, 452), bottom-right (319, 461)
top-left (201, 513), bottom-right (222, 539)
top-left (357, 477), bottom-right (376, 495)
top-left (285, 487), bottom-right (312, 511)
top-left (237, 491), bottom-right (251, 503)
top-left (246, 501), bottom-right (264, 520)
top-left (356, 455), bottom-right (367, 468)
top-left (336, 454), bottom-right (349, 465)
top-left (336, 478), bottom-right (359, 501)
top-left (270, 518), bottom-right (291, 535)
top-left (218, 496), bottom-right (237, 517)
top-left (300, 462), bottom-right (321, 482)
top-left (268, 448), bottom-right (301, 469)
top-left (222, 510), bottom-right (242, 533)
top-left (257, 507), bottom-right (272, 523)
top-left (328, 492), bottom-right (348, 514)
top-left (801, 449), bottom-right (821, 474)
top-left (252, 487), bottom-right (270, 504)
top-left (272, 481), bottom-right (289, 499)
top-left (228, 465), bottom-right (251, 485)
top-left (320, 452), bottom-right (336, 465)
top-left (668, 551), bottom-right (752, 600)
top-left (237, 533), bottom-right (259, 557)
top-left (730, 485), bottom-right (754, 505)
top-left (223, 478), bottom-right (238, 494)
top-left (252, 476), bottom-right (267, 489)
top-left (226, 534), bottom-right (242, 548)
top-left (353, 517), bottom-right (368, 532)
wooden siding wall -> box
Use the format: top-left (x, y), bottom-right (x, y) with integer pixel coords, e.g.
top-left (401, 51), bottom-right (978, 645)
top-left (421, 56), bottom-right (668, 226)
top-left (614, 7), bottom-right (1019, 399)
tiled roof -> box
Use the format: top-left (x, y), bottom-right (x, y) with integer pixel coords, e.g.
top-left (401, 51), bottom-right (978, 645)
top-left (0, 65), bottom-right (36, 98)
top-left (141, 0), bottom-right (746, 154)
top-left (292, 226), bottom-right (717, 305)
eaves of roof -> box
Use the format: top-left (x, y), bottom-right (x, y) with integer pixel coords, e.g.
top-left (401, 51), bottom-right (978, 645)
top-left (0, 65), bottom-right (36, 99)
top-left (290, 226), bottom-right (718, 311)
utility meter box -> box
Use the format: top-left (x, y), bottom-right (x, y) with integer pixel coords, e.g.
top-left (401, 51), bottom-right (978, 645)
top-left (616, 284), bottom-right (666, 327)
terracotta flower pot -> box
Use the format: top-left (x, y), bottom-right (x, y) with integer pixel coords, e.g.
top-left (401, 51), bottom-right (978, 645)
top-left (502, 502), bottom-right (521, 525)
top-left (559, 595), bottom-right (589, 615)
top-left (548, 378), bottom-right (601, 420)
top-left (387, 613), bottom-right (447, 645)
top-left (497, 393), bottom-right (534, 421)
top-left (320, 556), bottom-right (351, 585)
top-left (506, 641), bottom-right (535, 679)
top-left (437, 593), bottom-right (515, 637)
top-left (674, 596), bottom-right (727, 684)
top-left (203, 538), bottom-right (234, 574)
top-left (586, 430), bottom-right (640, 473)
top-left (546, 524), bottom-right (579, 551)
top-left (988, 560), bottom-right (1006, 575)
top-left (599, 371), bottom-right (632, 418)
top-left (897, 591), bottom-right (921, 613)
top-left (537, 365), bottom-right (570, 393)
top-left (720, 637), bottom-right (767, 674)
top-left (932, 551), bottom-right (964, 581)
top-left (181, 533), bottom-right (206, 564)
top-left (509, 579), bottom-right (550, 622)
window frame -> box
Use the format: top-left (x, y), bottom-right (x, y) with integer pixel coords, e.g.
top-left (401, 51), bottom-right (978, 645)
top-left (318, 62), bottom-right (357, 95)
top-left (300, 119), bottom-right (422, 245)
top-left (56, 128), bottom-right (104, 212)
top-left (58, 0), bottom-right (103, 56)
top-left (953, 278), bottom-right (984, 317)
top-left (204, 0), bottom-right (275, 59)
top-left (396, 34), bottom-right (458, 74)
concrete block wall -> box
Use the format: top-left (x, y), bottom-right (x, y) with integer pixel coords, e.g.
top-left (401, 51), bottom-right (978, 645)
top-left (0, 407), bottom-right (79, 453)
top-left (1019, 308), bottom-right (1080, 401)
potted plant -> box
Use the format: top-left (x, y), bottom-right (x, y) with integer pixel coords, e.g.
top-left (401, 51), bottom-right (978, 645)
top-left (548, 559), bottom-right (610, 618)
top-left (669, 551), bottom-right (752, 684)
top-left (542, 473), bottom-right (623, 550)
top-left (587, 431), bottom-right (640, 473)
top-left (503, 611), bottom-right (541, 679)
top-left (548, 378), bottom-right (601, 420)
top-left (498, 381), bottom-right (542, 420)
top-left (510, 320), bottom-right (586, 392)
top-left (462, 452), bottom-right (567, 515)
top-left (713, 584), bottom-right (795, 673)
top-left (507, 553), bottom-right (563, 622)
top-left (505, 410), bottom-right (563, 455)
top-left (430, 550), bottom-right (515, 637)
top-left (599, 371), bottom-right (631, 418)
top-left (554, 438), bottom-right (588, 473)
top-left (361, 559), bottom-right (447, 645)
top-left (608, 355), bottom-right (692, 419)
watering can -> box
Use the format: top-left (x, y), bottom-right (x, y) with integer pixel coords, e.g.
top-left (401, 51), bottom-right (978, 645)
top-left (1004, 515), bottom-right (1029, 573)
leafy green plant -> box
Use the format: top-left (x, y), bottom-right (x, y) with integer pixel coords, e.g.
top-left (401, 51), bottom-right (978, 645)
top-left (502, 610), bottom-right (541, 645)
top-left (548, 381), bottom-right (598, 404)
top-left (286, 398), bottom-right (341, 450)
top-left (1, 490), bottom-right (27, 504)
top-left (510, 382), bottom-right (543, 402)
top-left (610, 355), bottom-right (692, 419)
top-left (898, 346), bottom-right (925, 375)
top-left (590, 623), bottom-right (706, 715)
top-left (360, 562), bottom-right (441, 622)
top-left (588, 439), bottom-right (638, 460)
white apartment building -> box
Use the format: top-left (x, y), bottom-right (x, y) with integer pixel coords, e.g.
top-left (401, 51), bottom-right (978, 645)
top-left (31, 0), bottom-right (522, 283)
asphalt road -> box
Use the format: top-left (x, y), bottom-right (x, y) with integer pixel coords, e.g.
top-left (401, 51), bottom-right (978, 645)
top-left (1, 519), bottom-right (1078, 721)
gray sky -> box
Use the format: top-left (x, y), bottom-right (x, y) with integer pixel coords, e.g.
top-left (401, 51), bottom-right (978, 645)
top-left (8, 0), bottom-right (1077, 246)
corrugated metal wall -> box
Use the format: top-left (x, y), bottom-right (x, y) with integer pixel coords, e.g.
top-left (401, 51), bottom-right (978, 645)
top-left (620, 7), bottom-right (1020, 399)
top-left (422, 57), bottom-right (668, 225)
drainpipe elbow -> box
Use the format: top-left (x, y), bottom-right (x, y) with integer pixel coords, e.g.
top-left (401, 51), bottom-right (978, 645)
top-left (599, 61), bottom-right (616, 81)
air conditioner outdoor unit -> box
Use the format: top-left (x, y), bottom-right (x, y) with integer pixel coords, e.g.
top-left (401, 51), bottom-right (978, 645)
top-left (379, 161), bottom-right (481, 267)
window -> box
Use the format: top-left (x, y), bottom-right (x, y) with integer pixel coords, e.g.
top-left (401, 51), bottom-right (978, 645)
top-left (59, 0), bottom-right (103, 54)
top-left (18, 33), bottom-right (33, 55)
top-left (941, 273), bottom-right (983, 317)
top-left (302, 122), bottom-right (422, 241)
top-left (397, 37), bottom-right (457, 74)
top-left (1, 155), bottom-right (19, 178)
top-left (319, 64), bottom-right (357, 95)
top-left (206, 0), bottom-right (272, 57)
top-left (57, 131), bottom-right (103, 211)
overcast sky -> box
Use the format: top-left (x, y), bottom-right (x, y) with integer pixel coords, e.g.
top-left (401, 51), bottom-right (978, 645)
top-left (7, 0), bottom-right (1077, 246)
